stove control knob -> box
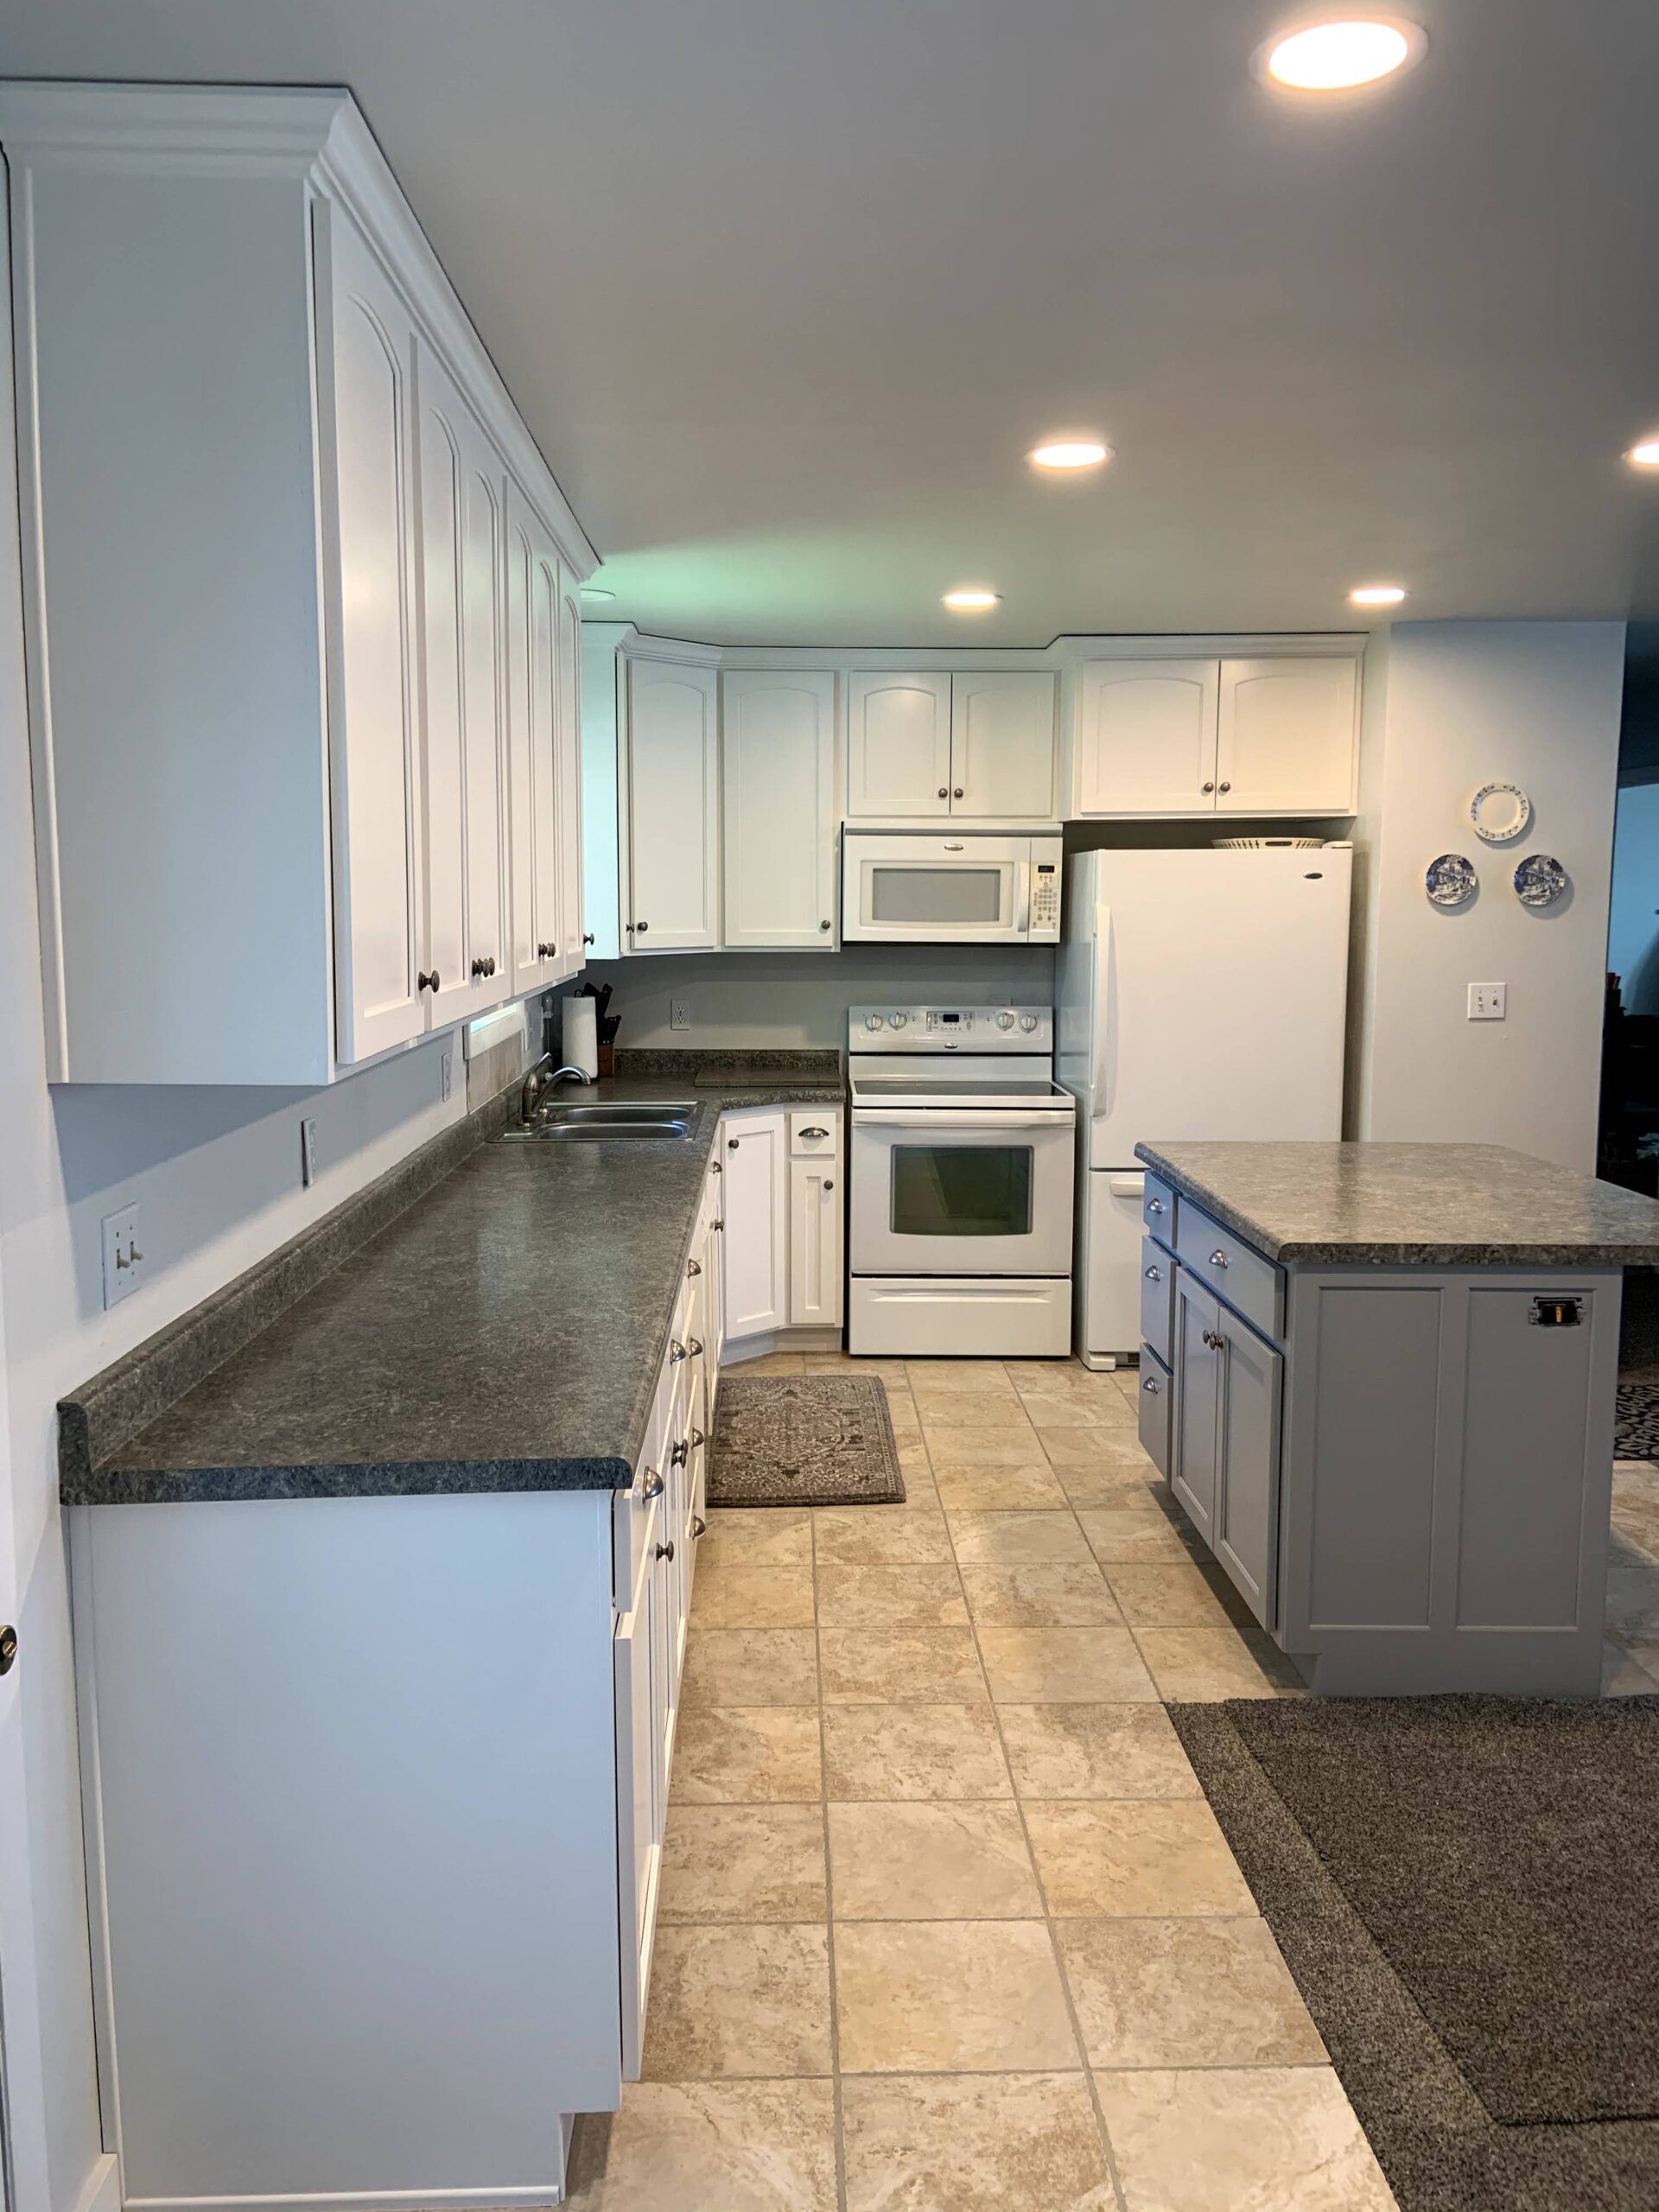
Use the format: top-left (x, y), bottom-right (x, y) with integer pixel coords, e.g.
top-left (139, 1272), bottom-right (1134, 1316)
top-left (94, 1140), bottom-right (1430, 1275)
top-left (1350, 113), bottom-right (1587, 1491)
top-left (888, 1012), bottom-right (908, 1029)
top-left (995, 1012), bottom-right (1016, 1032)
top-left (1019, 1014), bottom-right (1039, 1033)
top-left (864, 1014), bottom-right (884, 1030)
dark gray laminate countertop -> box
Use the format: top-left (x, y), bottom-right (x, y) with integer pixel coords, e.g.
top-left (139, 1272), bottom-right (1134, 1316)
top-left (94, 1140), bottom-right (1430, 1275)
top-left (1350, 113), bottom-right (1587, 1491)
top-left (63, 1065), bottom-right (845, 1507)
top-left (1135, 1141), bottom-right (1659, 1268)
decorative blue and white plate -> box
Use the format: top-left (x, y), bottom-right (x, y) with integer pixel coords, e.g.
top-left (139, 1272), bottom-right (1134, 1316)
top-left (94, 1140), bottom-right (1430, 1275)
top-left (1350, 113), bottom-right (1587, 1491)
top-left (1514, 854), bottom-right (1567, 908)
top-left (1470, 782), bottom-right (1533, 844)
top-left (1426, 853), bottom-right (1478, 907)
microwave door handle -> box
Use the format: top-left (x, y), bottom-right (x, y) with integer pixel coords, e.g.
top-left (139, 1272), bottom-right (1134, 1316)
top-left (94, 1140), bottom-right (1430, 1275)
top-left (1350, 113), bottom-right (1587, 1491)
top-left (1091, 901), bottom-right (1113, 1114)
top-left (1014, 859), bottom-right (1032, 936)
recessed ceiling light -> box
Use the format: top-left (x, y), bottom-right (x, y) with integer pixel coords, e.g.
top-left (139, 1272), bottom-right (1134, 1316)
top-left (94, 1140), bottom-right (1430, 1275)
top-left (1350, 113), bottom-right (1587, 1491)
top-left (1028, 440), bottom-right (1110, 470)
top-left (1349, 582), bottom-right (1407, 607)
top-left (1626, 440), bottom-right (1659, 469)
top-left (943, 588), bottom-right (1001, 611)
top-left (579, 584), bottom-right (616, 601)
top-left (1261, 17), bottom-right (1423, 91)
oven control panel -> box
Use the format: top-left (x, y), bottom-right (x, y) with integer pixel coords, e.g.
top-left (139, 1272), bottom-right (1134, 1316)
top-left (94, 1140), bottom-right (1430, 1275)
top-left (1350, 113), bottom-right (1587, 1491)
top-left (849, 1006), bottom-right (1053, 1052)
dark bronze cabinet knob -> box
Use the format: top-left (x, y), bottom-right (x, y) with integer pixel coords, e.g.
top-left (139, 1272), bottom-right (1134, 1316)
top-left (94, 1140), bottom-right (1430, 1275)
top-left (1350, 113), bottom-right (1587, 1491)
top-left (418, 969), bottom-right (440, 993)
top-left (937, 786), bottom-right (948, 798)
top-left (654, 1539), bottom-right (676, 1564)
top-left (635, 920), bottom-right (649, 934)
top-left (952, 786), bottom-right (963, 798)
top-left (819, 918), bottom-right (832, 931)
top-left (583, 932), bottom-right (595, 945)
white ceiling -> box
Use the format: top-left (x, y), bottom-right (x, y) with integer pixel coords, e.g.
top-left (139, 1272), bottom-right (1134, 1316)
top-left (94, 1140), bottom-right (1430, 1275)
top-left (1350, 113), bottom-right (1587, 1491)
top-left (2, 0), bottom-right (1657, 645)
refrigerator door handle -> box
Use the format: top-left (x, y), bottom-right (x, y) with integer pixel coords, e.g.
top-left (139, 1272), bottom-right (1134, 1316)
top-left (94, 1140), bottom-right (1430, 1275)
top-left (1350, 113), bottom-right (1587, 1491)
top-left (1106, 1174), bottom-right (1143, 1197)
top-left (1090, 900), bottom-right (1113, 1112)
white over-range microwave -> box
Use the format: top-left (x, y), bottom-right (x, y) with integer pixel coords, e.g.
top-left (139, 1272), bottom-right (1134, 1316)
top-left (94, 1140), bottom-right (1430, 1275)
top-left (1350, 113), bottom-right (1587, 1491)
top-left (841, 831), bottom-right (1064, 944)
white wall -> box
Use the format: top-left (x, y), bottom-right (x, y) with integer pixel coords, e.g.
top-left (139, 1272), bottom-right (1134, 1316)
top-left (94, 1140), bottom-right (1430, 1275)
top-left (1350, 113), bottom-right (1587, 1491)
top-left (0, 284), bottom-right (470, 2209)
top-left (586, 944), bottom-right (1056, 1049)
top-left (1357, 621), bottom-right (1626, 1170)
top-left (1607, 779), bottom-right (1659, 1016)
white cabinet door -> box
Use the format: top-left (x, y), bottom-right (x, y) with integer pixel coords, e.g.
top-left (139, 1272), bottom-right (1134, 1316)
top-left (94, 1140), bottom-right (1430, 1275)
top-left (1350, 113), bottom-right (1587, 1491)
top-left (1216, 658), bottom-right (1357, 815)
top-left (789, 1158), bottom-right (843, 1326)
top-left (459, 430), bottom-right (507, 1001)
top-left (626, 659), bottom-right (720, 950)
top-left (556, 569), bottom-right (587, 972)
top-left (721, 1111), bottom-right (788, 1339)
top-left (323, 212), bottom-right (426, 1063)
top-left (504, 484), bottom-right (563, 995)
top-left (413, 347), bottom-right (470, 1027)
top-left (614, 1513), bottom-right (662, 2084)
top-left (1074, 659), bottom-right (1220, 817)
top-left (950, 671), bottom-right (1057, 818)
top-left (847, 672), bottom-right (953, 818)
top-left (721, 671), bottom-right (837, 948)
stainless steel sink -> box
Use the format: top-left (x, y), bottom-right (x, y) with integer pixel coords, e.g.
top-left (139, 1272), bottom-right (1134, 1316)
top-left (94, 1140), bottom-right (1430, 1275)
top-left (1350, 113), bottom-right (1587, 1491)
top-left (497, 1101), bottom-right (698, 1143)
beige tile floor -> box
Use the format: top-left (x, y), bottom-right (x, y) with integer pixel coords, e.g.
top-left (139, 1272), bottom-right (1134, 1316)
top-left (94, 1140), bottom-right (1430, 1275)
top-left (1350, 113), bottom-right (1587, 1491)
top-left (568, 1352), bottom-right (1407, 2211)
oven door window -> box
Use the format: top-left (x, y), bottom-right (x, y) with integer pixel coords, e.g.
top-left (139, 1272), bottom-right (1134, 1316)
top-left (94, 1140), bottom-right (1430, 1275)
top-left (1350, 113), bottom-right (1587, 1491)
top-left (890, 1144), bottom-right (1033, 1237)
top-left (868, 865), bottom-right (1005, 927)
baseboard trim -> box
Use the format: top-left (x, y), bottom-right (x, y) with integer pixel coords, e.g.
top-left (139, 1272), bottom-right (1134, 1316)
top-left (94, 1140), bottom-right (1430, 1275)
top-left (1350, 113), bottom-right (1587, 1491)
top-left (721, 1327), bottom-right (842, 1364)
top-left (119, 2185), bottom-right (564, 2212)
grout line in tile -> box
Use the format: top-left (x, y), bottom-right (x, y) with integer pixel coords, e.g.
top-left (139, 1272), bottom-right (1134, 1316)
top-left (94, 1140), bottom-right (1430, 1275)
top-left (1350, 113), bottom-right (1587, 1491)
top-left (809, 1503), bottom-right (850, 2212)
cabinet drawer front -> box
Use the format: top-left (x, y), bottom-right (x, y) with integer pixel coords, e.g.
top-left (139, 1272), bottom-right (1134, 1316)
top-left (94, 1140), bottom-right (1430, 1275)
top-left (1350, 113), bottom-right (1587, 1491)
top-left (1139, 1237), bottom-right (1175, 1364)
top-left (1175, 1203), bottom-right (1281, 1341)
top-left (1141, 1174), bottom-right (1178, 1249)
top-left (1137, 1344), bottom-right (1173, 1476)
top-left (789, 1108), bottom-right (840, 1158)
top-left (614, 1360), bottom-right (676, 1609)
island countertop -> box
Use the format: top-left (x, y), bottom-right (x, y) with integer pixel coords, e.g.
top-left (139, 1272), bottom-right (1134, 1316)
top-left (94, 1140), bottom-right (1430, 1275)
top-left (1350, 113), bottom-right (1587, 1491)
top-left (1134, 1140), bottom-right (1659, 1268)
top-left (60, 1059), bottom-right (844, 1507)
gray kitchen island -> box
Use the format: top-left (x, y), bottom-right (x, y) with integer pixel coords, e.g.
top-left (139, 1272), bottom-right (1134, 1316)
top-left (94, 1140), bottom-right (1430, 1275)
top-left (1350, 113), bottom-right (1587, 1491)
top-left (1132, 1141), bottom-right (1659, 1695)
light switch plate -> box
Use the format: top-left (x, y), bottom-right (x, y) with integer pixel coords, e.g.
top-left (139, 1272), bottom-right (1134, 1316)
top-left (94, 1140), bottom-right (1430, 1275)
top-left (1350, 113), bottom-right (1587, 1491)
top-left (1468, 982), bottom-right (1507, 1021)
top-left (101, 1204), bottom-right (144, 1307)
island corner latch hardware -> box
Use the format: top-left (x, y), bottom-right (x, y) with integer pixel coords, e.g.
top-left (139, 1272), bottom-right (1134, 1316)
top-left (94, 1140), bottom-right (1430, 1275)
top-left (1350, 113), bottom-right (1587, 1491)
top-left (1529, 1297), bottom-right (1583, 1328)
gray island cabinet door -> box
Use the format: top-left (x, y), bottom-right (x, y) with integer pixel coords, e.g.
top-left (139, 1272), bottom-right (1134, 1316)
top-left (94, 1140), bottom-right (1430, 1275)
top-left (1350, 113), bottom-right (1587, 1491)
top-left (1211, 1300), bottom-right (1284, 1630)
top-left (1170, 1269), bottom-right (1221, 1543)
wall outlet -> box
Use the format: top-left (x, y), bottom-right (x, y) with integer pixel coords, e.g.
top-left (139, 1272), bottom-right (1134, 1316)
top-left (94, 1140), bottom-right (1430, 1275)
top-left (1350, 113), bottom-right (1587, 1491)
top-left (101, 1204), bottom-right (145, 1307)
top-left (300, 1116), bottom-right (319, 1186)
top-left (440, 1045), bottom-right (454, 1101)
top-left (1468, 982), bottom-right (1507, 1021)
top-left (670, 996), bottom-right (691, 1032)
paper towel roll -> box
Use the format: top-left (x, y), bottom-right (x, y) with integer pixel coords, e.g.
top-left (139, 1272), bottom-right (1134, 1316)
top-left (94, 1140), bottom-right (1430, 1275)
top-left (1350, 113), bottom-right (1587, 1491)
top-left (564, 994), bottom-right (599, 1081)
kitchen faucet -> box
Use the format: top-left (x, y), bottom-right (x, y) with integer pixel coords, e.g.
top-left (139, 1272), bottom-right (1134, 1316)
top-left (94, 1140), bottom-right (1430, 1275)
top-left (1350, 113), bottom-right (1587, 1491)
top-left (519, 1052), bottom-right (594, 1126)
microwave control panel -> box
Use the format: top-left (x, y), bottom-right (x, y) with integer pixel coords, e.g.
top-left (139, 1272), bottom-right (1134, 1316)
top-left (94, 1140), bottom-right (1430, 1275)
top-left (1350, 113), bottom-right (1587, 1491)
top-left (1029, 862), bottom-right (1061, 936)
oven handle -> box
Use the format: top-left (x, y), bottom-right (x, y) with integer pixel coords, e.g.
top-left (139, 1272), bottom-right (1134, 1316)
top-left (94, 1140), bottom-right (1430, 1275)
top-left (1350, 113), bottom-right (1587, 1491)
top-left (852, 1109), bottom-right (1076, 1129)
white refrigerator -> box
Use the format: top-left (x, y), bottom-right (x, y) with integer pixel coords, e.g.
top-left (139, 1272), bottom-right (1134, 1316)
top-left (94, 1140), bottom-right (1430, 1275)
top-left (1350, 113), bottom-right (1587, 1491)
top-left (1056, 846), bottom-right (1352, 1365)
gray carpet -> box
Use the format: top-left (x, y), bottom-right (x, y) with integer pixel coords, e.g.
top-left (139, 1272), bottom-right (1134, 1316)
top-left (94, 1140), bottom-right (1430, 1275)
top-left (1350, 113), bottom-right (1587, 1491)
top-left (1172, 1697), bottom-right (1659, 2212)
top-left (709, 1375), bottom-right (904, 1507)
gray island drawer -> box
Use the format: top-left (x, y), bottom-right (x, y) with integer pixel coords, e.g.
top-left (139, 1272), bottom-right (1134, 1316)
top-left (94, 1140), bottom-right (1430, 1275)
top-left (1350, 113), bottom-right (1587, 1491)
top-left (1174, 1200), bottom-right (1283, 1342)
top-left (1140, 1236), bottom-right (1175, 1364)
top-left (1142, 1174), bottom-right (1177, 1249)
top-left (1137, 1344), bottom-right (1173, 1475)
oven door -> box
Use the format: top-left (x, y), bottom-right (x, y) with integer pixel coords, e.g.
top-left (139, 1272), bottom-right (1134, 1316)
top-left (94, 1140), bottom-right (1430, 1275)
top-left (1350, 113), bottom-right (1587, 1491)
top-left (850, 1109), bottom-right (1076, 1275)
top-left (842, 834), bottom-right (1031, 944)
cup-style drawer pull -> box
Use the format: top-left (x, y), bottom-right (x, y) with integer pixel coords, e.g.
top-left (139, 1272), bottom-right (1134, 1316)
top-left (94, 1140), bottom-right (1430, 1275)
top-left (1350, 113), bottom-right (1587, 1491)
top-left (1209, 1249), bottom-right (1230, 1269)
top-left (687, 1257), bottom-right (702, 1277)
top-left (690, 1427), bottom-right (706, 1448)
top-left (1144, 1264), bottom-right (1160, 1281)
top-left (1147, 1198), bottom-right (1165, 1215)
top-left (641, 1470), bottom-right (664, 1500)
top-left (685, 1336), bottom-right (704, 1359)
top-left (691, 1514), bottom-right (707, 1539)
top-left (1141, 1376), bottom-right (1161, 1395)
top-left (670, 1338), bottom-right (689, 1363)
top-left (798, 1125), bottom-right (830, 1140)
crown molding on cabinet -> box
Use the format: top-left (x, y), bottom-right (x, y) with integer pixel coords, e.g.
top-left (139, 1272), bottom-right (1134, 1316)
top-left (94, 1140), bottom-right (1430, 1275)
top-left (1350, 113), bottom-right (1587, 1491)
top-left (0, 80), bottom-right (598, 581)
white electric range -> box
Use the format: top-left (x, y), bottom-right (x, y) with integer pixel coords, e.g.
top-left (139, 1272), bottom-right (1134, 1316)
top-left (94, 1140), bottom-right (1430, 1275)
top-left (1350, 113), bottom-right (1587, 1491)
top-left (847, 1005), bottom-right (1077, 1357)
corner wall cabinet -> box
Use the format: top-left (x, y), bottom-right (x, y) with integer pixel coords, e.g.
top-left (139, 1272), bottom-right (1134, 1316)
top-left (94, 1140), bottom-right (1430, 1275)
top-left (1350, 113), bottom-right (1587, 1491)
top-left (718, 1105), bottom-right (845, 1351)
top-left (1072, 654), bottom-right (1357, 818)
top-left (721, 671), bottom-right (838, 948)
top-left (2, 83), bottom-right (593, 1084)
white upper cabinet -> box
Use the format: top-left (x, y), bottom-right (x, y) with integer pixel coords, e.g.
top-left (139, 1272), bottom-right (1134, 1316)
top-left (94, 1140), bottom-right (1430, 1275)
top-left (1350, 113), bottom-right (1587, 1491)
top-left (950, 671), bottom-right (1057, 818)
top-left (1073, 655), bottom-right (1357, 817)
top-left (1074, 660), bottom-right (1221, 817)
top-left (847, 673), bottom-right (953, 817)
top-left (626, 659), bottom-right (721, 950)
top-left (721, 671), bottom-right (837, 949)
top-left (415, 341), bottom-right (508, 1025)
top-left (321, 210), bottom-right (427, 1065)
top-left (1215, 658), bottom-right (1357, 815)
top-left (847, 671), bottom-right (1058, 821)
top-left (556, 571), bottom-right (588, 969)
top-left (1, 85), bottom-right (594, 1083)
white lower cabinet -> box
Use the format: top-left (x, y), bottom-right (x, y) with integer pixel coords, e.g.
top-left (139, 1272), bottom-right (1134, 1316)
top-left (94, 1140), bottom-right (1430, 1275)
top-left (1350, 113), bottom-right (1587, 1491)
top-left (721, 1106), bottom-right (844, 1350)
